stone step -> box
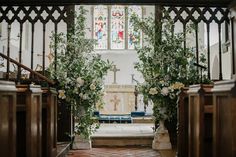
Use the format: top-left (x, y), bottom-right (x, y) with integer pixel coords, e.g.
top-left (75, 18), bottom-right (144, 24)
top-left (91, 135), bottom-right (154, 147)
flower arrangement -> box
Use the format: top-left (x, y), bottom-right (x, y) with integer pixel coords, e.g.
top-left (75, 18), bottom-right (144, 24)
top-left (48, 6), bottom-right (112, 139)
top-left (130, 11), bottom-right (210, 123)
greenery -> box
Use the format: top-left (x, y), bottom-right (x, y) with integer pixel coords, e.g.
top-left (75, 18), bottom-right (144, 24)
top-left (130, 12), bottom-right (211, 124)
top-left (49, 6), bottom-right (112, 139)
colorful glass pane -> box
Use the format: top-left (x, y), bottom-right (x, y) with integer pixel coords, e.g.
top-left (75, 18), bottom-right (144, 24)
top-left (94, 6), bottom-right (108, 49)
top-left (128, 6), bottom-right (142, 49)
top-left (111, 6), bottom-right (125, 49)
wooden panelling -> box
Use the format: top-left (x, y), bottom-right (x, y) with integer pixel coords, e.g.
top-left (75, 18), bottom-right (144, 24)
top-left (188, 84), bottom-right (213, 157)
top-left (42, 87), bottom-right (57, 157)
top-left (212, 80), bottom-right (236, 157)
top-left (16, 84), bottom-right (42, 157)
top-left (0, 81), bottom-right (17, 157)
top-left (177, 87), bottom-right (189, 157)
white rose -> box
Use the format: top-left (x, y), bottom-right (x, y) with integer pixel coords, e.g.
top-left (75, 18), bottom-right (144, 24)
top-left (149, 87), bottom-right (158, 95)
top-left (79, 93), bottom-right (83, 98)
top-left (76, 77), bottom-right (84, 87)
top-left (90, 84), bottom-right (96, 90)
top-left (66, 78), bottom-right (71, 84)
top-left (58, 90), bottom-right (66, 99)
top-left (82, 94), bottom-right (88, 100)
top-left (161, 87), bottom-right (169, 96)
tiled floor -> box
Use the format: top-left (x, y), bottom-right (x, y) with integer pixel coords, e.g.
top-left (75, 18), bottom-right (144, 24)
top-left (66, 147), bottom-right (161, 157)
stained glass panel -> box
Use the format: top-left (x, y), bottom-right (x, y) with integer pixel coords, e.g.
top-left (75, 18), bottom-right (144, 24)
top-left (94, 6), bottom-right (108, 49)
top-left (128, 6), bottom-right (142, 49)
top-left (111, 6), bottom-right (125, 49)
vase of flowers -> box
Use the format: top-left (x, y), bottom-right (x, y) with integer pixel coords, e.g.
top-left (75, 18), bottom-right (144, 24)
top-left (48, 6), bottom-right (112, 149)
top-left (130, 10), bottom-right (209, 149)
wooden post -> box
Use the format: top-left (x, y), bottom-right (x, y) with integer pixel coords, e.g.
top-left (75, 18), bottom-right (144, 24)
top-left (212, 80), bottom-right (236, 157)
top-left (0, 81), bottom-right (17, 157)
top-left (42, 87), bottom-right (57, 157)
top-left (188, 84), bottom-right (213, 157)
top-left (177, 87), bottom-right (189, 157)
top-left (155, 5), bottom-right (162, 49)
top-left (16, 84), bottom-right (42, 157)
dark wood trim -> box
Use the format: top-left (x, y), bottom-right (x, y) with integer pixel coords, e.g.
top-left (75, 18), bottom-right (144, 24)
top-left (207, 23), bottom-right (211, 79)
top-left (0, 0), bottom-right (232, 7)
top-left (218, 23), bottom-right (223, 80)
top-left (231, 17), bottom-right (235, 75)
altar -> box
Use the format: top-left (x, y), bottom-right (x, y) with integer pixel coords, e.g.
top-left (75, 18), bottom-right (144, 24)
top-left (100, 84), bottom-right (136, 114)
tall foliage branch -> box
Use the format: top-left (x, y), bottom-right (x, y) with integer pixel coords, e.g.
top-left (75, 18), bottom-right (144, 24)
top-left (48, 6), bottom-right (112, 139)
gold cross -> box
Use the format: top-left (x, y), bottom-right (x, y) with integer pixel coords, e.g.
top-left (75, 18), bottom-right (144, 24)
top-left (110, 65), bottom-right (120, 84)
top-left (110, 95), bottom-right (120, 111)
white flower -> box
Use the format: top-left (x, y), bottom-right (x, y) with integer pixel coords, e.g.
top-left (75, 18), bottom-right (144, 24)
top-left (171, 82), bottom-right (184, 89)
top-left (161, 87), bottom-right (169, 96)
top-left (73, 88), bottom-right (78, 94)
top-left (76, 77), bottom-right (84, 87)
top-left (79, 93), bottom-right (83, 98)
top-left (82, 94), bottom-right (88, 100)
top-left (65, 78), bottom-right (71, 84)
top-left (58, 90), bottom-right (66, 99)
top-left (90, 83), bottom-right (96, 90)
top-left (149, 87), bottom-right (158, 95)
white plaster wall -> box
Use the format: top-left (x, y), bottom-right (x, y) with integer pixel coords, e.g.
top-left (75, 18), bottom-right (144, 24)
top-left (209, 42), bottom-right (232, 80)
top-left (80, 5), bottom-right (155, 85)
top-left (230, 7), bottom-right (236, 78)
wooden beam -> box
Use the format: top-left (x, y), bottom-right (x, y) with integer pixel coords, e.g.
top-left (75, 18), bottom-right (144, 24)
top-left (0, 0), bottom-right (232, 7)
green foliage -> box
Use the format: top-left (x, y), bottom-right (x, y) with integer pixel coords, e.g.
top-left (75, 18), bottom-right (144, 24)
top-left (48, 6), bottom-right (112, 139)
top-left (130, 12), bottom-right (211, 123)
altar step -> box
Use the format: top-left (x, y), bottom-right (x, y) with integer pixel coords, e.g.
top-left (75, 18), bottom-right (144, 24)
top-left (91, 123), bottom-right (154, 147)
top-left (92, 135), bottom-right (154, 147)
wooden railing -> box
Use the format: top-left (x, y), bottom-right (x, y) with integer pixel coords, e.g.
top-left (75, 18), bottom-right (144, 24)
top-left (0, 52), bottom-right (55, 85)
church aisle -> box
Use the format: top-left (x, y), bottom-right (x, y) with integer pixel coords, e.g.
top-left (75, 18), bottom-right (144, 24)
top-left (66, 146), bottom-right (161, 157)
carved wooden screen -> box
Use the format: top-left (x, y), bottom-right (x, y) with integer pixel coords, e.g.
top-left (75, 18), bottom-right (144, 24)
top-left (163, 6), bottom-right (229, 80)
top-left (0, 6), bottom-right (67, 80)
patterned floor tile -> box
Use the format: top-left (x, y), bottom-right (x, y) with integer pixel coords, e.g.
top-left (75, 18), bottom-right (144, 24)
top-left (66, 147), bottom-right (161, 157)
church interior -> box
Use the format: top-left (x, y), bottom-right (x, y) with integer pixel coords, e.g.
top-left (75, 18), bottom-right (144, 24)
top-left (0, 0), bottom-right (236, 157)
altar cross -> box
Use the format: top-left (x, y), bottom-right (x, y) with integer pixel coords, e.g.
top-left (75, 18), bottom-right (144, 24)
top-left (111, 65), bottom-right (120, 84)
top-left (110, 95), bottom-right (120, 111)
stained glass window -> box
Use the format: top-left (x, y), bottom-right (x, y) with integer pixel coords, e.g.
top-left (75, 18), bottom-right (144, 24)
top-left (128, 6), bottom-right (142, 49)
top-left (94, 6), bottom-right (108, 49)
top-left (110, 6), bottom-right (125, 49)
top-left (93, 5), bottom-right (142, 50)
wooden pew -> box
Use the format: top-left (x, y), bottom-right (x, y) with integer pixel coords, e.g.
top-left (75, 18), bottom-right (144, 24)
top-left (188, 84), bottom-right (213, 157)
top-left (57, 100), bottom-right (73, 142)
top-left (212, 80), bottom-right (236, 157)
top-left (0, 81), bottom-right (17, 157)
top-left (16, 84), bottom-right (42, 157)
top-left (177, 87), bottom-right (189, 157)
top-left (42, 87), bottom-right (57, 157)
